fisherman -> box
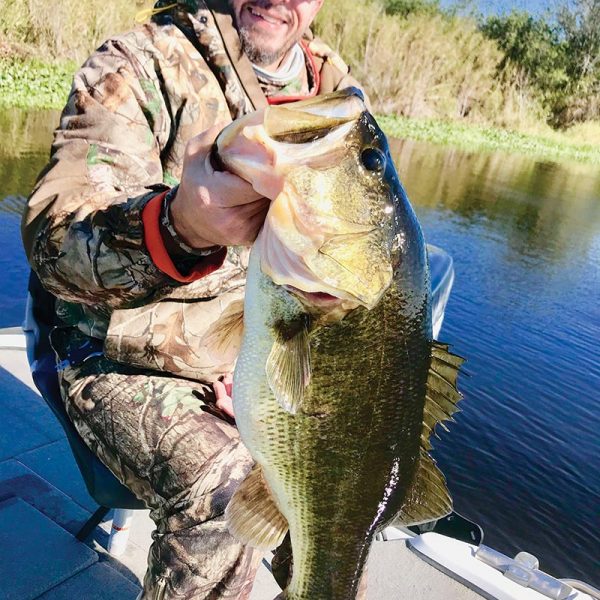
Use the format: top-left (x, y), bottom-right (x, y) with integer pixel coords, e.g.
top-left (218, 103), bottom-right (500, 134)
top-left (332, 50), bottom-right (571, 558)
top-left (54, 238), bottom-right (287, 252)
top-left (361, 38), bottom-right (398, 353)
top-left (21, 1), bottom-right (365, 597)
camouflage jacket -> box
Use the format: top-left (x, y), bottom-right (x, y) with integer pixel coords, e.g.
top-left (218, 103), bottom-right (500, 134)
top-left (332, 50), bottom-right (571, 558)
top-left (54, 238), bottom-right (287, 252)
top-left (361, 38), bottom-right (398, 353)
top-left (22, 0), bottom-right (363, 382)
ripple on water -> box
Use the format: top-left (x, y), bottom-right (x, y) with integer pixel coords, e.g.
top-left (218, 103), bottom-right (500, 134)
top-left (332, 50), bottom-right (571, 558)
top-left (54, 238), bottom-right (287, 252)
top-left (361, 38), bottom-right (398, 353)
top-left (1, 113), bottom-right (599, 586)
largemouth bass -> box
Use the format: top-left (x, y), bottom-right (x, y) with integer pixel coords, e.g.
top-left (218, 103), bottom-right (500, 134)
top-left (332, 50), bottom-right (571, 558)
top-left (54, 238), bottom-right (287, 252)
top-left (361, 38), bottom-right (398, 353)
top-left (214, 88), bottom-right (463, 599)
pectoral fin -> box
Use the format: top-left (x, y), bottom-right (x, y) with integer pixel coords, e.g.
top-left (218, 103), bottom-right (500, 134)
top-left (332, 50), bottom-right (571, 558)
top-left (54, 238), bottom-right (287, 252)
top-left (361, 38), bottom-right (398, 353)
top-left (266, 317), bottom-right (311, 414)
top-left (203, 300), bottom-right (245, 363)
top-left (226, 465), bottom-right (288, 550)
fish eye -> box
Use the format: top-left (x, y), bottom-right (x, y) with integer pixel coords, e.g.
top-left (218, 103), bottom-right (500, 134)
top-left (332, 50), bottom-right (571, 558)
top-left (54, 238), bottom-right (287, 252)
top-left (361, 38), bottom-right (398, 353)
top-left (361, 147), bottom-right (386, 172)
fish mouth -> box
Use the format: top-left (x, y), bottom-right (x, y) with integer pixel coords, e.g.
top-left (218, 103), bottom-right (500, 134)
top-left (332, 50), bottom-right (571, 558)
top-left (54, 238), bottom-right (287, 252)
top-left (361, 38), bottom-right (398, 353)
top-left (263, 87), bottom-right (366, 143)
top-left (284, 286), bottom-right (344, 306)
top-left (257, 222), bottom-right (388, 311)
top-left (213, 88), bottom-right (368, 200)
top-left (214, 88), bottom-right (395, 310)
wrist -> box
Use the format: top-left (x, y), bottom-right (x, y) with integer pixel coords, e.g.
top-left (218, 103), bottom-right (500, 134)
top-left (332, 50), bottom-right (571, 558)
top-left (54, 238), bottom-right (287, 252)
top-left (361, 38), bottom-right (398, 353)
top-left (160, 187), bottom-right (224, 257)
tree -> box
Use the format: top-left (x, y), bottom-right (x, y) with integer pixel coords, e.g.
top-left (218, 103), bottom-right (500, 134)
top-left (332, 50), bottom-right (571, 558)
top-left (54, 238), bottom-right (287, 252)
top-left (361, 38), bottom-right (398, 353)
top-left (557, 0), bottom-right (600, 83)
top-left (480, 11), bottom-right (569, 99)
top-left (382, 0), bottom-right (441, 18)
top-left (554, 0), bottom-right (600, 123)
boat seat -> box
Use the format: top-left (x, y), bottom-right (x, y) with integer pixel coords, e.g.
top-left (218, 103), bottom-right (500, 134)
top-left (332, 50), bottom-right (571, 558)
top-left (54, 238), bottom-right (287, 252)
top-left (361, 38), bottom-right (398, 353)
top-left (24, 271), bottom-right (145, 550)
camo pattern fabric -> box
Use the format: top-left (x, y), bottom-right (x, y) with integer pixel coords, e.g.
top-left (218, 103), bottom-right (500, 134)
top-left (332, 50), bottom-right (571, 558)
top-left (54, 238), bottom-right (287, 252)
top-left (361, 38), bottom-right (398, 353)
top-left (53, 327), bottom-right (260, 599)
top-left (22, 1), bottom-right (360, 378)
top-left (21, 2), bottom-right (363, 597)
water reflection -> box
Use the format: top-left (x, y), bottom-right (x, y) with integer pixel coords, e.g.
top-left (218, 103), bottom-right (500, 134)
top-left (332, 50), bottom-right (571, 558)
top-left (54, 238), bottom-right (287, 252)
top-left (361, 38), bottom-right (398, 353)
top-left (1, 110), bottom-right (599, 587)
top-left (0, 109), bottom-right (60, 214)
top-left (0, 109), bottom-right (61, 329)
top-left (389, 137), bottom-right (600, 586)
top-left (390, 138), bottom-right (600, 265)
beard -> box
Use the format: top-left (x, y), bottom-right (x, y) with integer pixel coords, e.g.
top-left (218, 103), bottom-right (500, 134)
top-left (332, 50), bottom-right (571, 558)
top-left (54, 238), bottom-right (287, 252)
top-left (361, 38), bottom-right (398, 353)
top-left (229, 0), bottom-right (294, 67)
top-left (237, 27), bottom-right (292, 67)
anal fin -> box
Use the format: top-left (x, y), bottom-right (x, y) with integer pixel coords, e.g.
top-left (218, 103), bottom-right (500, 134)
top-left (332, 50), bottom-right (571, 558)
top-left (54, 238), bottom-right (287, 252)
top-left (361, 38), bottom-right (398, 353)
top-left (226, 465), bottom-right (288, 550)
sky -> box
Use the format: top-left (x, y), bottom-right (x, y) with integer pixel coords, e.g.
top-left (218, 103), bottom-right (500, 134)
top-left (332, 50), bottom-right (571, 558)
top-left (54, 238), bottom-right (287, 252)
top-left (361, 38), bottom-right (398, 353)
top-left (440, 0), bottom-right (561, 16)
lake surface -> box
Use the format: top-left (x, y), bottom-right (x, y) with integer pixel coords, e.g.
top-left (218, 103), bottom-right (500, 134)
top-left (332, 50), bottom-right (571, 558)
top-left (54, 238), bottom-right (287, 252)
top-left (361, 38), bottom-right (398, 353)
top-left (2, 109), bottom-right (599, 588)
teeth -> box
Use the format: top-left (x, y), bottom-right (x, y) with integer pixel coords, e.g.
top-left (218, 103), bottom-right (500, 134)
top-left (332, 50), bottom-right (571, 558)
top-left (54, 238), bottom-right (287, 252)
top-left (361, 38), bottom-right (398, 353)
top-left (249, 7), bottom-right (282, 25)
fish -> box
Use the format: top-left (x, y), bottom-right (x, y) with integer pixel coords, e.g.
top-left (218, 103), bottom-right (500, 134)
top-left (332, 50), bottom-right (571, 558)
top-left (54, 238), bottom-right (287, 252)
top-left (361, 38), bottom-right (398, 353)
top-left (213, 88), bottom-right (463, 599)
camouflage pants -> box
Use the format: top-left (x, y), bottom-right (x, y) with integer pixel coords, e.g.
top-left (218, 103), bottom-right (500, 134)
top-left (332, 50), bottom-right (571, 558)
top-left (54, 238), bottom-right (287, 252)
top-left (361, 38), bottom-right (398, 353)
top-left (54, 329), bottom-right (262, 600)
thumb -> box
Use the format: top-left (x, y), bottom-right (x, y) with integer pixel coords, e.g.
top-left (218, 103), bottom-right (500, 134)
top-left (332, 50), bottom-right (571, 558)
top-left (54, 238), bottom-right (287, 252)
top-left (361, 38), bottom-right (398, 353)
top-left (186, 120), bottom-right (232, 156)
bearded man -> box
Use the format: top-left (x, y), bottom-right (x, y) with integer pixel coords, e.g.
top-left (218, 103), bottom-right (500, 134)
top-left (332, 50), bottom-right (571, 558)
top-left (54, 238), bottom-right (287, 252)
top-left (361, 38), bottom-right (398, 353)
top-left (21, 1), bottom-right (364, 598)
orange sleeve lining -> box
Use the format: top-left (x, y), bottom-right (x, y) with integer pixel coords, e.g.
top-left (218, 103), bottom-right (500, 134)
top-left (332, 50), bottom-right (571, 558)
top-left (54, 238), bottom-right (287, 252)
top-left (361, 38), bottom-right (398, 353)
top-left (142, 191), bottom-right (227, 283)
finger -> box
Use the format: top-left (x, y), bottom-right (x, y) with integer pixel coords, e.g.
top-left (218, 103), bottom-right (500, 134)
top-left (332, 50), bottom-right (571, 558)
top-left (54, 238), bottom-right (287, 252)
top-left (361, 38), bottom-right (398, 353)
top-left (213, 379), bottom-right (227, 402)
top-left (223, 197), bottom-right (270, 218)
top-left (247, 205), bottom-right (271, 238)
top-left (213, 198), bottom-right (269, 230)
top-left (242, 205), bottom-right (271, 243)
top-left (209, 170), bottom-right (265, 206)
top-left (211, 202), bottom-right (269, 246)
top-left (185, 125), bottom-right (265, 206)
top-left (247, 197), bottom-right (272, 214)
top-left (186, 121), bottom-right (231, 155)
top-left (213, 379), bottom-right (235, 418)
top-left (221, 373), bottom-right (233, 397)
top-left (216, 395), bottom-right (235, 419)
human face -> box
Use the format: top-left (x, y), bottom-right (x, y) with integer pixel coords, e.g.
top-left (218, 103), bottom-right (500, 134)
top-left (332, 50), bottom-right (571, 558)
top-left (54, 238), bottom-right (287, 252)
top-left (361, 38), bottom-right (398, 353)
top-left (229, 0), bottom-right (324, 69)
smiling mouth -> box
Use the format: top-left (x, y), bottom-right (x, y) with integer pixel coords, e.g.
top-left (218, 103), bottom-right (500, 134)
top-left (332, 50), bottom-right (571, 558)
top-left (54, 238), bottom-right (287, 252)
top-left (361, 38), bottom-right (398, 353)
top-left (245, 5), bottom-right (288, 26)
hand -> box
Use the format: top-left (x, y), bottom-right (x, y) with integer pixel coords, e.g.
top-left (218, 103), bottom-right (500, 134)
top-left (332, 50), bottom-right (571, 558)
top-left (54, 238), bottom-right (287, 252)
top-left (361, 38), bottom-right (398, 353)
top-left (170, 123), bottom-right (270, 249)
top-left (213, 374), bottom-right (234, 419)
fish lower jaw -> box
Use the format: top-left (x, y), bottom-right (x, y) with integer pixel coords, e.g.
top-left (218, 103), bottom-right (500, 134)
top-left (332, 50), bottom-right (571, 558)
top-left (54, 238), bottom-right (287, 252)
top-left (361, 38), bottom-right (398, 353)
top-left (283, 285), bottom-right (361, 313)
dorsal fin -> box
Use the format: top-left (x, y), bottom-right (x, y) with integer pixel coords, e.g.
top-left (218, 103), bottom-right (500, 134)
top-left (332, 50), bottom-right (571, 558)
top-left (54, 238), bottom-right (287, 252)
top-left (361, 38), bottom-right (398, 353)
top-left (393, 341), bottom-right (464, 527)
top-left (266, 316), bottom-right (311, 414)
top-left (421, 341), bottom-right (464, 450)
top-left (225, 464), bottom-right (288, 550)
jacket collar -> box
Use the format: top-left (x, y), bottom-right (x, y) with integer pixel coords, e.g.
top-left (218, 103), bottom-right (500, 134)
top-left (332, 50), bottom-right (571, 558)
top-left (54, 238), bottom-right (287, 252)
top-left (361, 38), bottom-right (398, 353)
top-left (161, 1), bottom-right (334, 113)
top-left (164, 0), bottom-right (268, 113)
top-left (203, 0), bottom-right (268, 111)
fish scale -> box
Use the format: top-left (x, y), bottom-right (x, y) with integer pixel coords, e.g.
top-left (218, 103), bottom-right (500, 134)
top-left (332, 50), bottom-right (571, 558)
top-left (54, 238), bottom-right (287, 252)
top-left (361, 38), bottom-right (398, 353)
top-left (233, 248), bottom-right (431, 598)
top-left (216, 89), bottom-right (463, 599)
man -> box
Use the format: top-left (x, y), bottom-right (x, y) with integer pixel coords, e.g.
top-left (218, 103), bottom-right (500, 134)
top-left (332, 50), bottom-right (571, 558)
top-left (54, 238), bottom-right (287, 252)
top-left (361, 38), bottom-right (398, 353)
top-left (21, 1), bottom-right (364, 597)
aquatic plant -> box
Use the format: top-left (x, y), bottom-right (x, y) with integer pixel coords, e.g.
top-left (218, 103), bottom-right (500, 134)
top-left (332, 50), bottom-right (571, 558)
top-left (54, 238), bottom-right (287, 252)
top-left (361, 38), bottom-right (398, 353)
top-left (378, 114), bottom-right (600, 164)
top-left (0, 59), bottom-right (73, 110)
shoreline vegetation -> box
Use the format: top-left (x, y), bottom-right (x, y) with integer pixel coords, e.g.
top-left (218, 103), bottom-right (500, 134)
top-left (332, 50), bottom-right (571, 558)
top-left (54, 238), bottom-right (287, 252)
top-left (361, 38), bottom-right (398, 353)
top-left (0, 0), bottom-right (598, 164)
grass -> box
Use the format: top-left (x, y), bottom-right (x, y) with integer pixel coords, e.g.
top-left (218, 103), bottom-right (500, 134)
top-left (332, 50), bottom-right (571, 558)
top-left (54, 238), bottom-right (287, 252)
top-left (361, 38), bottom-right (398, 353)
top-left (378, 114), bottom-right (600, 164)
top-left (314, 0), bottom-right (546, 129)
top-left (1, 57), bottom-right (598, 165)
top-left (0, 0), bottom-right (151, 63)
top-left (0, 0), bottom-right (597, 164)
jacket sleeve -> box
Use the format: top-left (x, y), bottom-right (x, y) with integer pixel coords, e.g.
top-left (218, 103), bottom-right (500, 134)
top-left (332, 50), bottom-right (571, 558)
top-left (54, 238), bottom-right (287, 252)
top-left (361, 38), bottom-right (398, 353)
top-left (21, 37), bottom-right (200, 310)
top-left (308, 37), bottom-right (372, 110)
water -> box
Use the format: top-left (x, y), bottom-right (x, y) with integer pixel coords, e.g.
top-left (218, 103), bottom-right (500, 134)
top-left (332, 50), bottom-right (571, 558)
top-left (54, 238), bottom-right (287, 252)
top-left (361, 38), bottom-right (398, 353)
top-left (0, 109), bottom-right (59, 328)
top-left (2, 110), bottom-right (599, 587)
top-left (390, 138), bottom-right (600, 586)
